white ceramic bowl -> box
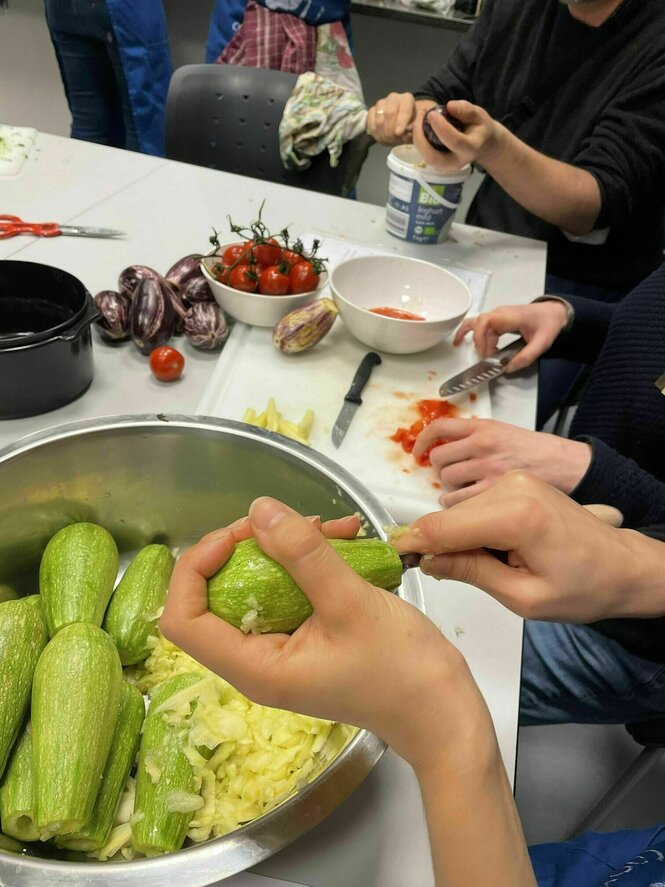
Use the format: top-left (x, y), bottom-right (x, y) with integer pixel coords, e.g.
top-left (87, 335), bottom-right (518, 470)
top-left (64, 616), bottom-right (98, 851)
top-left (201, 249), bottom-right (327, 328)
top-left (330, 255), bottom-right (472, 354)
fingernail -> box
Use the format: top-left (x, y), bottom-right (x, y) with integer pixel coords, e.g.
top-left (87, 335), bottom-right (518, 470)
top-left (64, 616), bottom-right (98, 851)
top-left (227, 516), bottom-right (249, 531)
top-left (420, 553), bottom-right (435, 574)
top-left (202, 528), bottom-right (232, 546)
top-left (250, 497), bottom-right (290, 530)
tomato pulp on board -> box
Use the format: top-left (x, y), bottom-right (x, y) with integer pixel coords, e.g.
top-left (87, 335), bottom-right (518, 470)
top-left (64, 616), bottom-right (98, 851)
top-left (370, 307), bottom-right (425, 321)
top-left (390, 399), bottom-right (459, 465)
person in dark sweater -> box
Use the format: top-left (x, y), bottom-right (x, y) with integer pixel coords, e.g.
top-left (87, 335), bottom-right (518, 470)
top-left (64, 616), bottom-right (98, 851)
top-left (414, 262), bottom-right (665, 724)
top-left (368, 0), bottom-right (665, 297)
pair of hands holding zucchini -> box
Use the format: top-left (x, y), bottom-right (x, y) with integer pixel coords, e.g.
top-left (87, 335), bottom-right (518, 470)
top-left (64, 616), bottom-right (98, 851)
top-left (161, 471), bottom-right (664, 774)
top-left (416, 300), bottom-right (592, 507)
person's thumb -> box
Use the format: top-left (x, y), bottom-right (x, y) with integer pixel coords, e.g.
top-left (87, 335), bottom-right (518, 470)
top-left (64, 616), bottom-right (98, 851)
top-left (248, 497), bottom-right (365, 618)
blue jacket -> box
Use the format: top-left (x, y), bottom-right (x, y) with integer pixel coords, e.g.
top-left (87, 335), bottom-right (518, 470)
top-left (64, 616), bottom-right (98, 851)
top-left (106, 0), bottom-right (172, 156)
top-left (206, 0), bottom-right (351, 62)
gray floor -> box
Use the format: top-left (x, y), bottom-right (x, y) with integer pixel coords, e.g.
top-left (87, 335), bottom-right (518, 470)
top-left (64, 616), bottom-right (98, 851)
top-left (517, 723), bottom-right (665, 845)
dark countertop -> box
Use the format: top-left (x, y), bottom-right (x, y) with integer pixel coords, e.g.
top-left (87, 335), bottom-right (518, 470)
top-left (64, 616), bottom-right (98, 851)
top-left (351, 0), bottom-right (474, 31)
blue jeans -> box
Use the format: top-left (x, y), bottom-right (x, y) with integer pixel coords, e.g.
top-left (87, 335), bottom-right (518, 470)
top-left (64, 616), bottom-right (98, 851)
top-left (536, 274), bottom-right (624, 429)
top-left (521, 621), bottom-right (665, 726)
top-left (44, 0), bottom-right (138, 150)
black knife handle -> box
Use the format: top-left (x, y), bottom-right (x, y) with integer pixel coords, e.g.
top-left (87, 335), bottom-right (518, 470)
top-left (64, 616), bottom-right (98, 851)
top-left (344, 352), bottom-right (382, 405)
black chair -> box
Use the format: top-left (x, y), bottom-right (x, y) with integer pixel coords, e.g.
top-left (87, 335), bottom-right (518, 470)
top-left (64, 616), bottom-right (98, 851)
top-left (165, 64), bottom-right (372, 198)
top-left (569, 716), bottom-right (665, 836)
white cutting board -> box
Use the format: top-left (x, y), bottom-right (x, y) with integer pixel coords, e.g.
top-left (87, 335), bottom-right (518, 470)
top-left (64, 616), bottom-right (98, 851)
top-left (198, 235), bottom-right (491, 523)
top-left (197, 321), bottom-right (490, 524)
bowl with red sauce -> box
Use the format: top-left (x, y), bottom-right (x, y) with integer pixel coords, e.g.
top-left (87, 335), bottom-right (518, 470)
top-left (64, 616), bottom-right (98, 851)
top-left (330, 255), bottom-right (471, 354)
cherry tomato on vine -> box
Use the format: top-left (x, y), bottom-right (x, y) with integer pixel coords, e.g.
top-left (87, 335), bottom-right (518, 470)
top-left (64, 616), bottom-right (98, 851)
top-left (222, 242), bottom-right (252, 266)
top-left (289, 261), bottom-right (320, 294)
top-left (252, 237), bottom-right (282, 267)
top-left (229, 264), bottom-right (258, 292)
top-left (259, 265), bottom-right (290, 296)
top-left (149, 346), bottom-right (185, 382)
top-left (282, 249), bottom-right (303, 270)
top-left (212, 262), bottom-right (231, 285)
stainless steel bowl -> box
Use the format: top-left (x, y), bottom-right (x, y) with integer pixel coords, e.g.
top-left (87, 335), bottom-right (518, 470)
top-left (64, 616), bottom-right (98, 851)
top-left (0, 415), bottom-right (424, 887)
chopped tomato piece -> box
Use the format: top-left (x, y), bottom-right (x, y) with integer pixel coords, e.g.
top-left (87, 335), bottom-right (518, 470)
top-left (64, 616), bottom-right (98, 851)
top-left (390, 399), bottom-right (460, 466)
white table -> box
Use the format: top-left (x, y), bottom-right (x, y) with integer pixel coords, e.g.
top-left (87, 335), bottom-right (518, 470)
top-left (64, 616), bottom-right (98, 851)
top-left (0, 134), bottom-right (546, 887)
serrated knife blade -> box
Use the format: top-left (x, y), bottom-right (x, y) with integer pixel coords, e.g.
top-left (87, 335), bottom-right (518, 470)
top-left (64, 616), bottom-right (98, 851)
top-left (439, 338), bottom-right (525, 397)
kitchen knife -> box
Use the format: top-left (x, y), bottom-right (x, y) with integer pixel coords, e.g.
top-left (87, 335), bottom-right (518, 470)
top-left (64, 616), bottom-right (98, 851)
top-left (439, 338), bottom-right (525, 397)
top-left (332, 352), bottom-right (382, 448)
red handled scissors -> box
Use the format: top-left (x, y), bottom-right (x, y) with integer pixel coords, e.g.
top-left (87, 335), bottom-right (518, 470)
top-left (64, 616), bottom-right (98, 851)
top-left (0, 214), bottom-right (125, 239)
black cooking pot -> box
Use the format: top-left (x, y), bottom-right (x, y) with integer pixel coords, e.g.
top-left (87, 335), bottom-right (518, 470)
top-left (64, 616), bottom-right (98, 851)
top-left (0, 261), bottom-right (99, 419)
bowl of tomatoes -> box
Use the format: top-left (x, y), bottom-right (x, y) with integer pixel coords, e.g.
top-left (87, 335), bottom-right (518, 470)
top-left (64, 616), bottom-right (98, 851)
top-left (201, 237), bottom-right (327, 328)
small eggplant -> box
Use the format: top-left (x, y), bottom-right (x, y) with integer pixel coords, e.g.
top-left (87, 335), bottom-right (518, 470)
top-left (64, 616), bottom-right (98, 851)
top-left (273, 299), bottom-right (338, 355)
top-left (183, 303), bottom-right (228, 351)
top-left (93, 290), bottom-right (131, 341)
top-left (423, 105), bottom-right (464, 153)
top-left (183, 276), bottom-right (215, 305)
top-left (165, 254), bottom-right (204, 291)
top-left (118, 265), bottom-right (160, 300)
top-left (130, 277), bottom-right (176, 355)
top-left (164, 278), bottom-right (188, 322)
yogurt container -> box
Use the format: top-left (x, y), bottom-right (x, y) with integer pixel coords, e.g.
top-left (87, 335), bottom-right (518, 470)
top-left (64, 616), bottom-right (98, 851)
top-left (386, 144), bottom-right (470, 244)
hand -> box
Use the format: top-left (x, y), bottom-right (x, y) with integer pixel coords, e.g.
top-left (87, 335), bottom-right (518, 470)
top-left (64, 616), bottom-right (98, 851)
top-left (161, 499), bottom-right (488, 773)
top-left (412, 99), bottom-right (502, 172)
top-left (414, 417), bottom-right (592, 507)
top-left (392, 471), bottom-right (656, 623)
top-left (367, 93), bottom-right (436, 146)
top-left (454, 301), bottom-right (569, 372)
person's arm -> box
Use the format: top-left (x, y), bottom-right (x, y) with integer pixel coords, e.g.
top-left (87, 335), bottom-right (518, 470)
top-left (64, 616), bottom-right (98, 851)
top-left (418, 738), bottom-right (535, 887)
top-left (454, 295), bottom-right (617, 372)
top-left (393, 471), bottom-right (665, 622)
top-left (544, 295), bottom-right (616, 364)
top-left (161, 498), bottom-right (537, 887)
top-left (413, 417), bottom-right (592, 508)
top-left (413, 104), bottom-right (601, 236)
top-left (571, 437), bottom-right (665, 530)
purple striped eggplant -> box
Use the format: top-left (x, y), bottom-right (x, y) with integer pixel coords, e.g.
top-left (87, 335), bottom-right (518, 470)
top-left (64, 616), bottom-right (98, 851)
top-left (165, 254), bottom-right (204, 291)
top-left (118, 265), bottom-right (160, 301)
top-left (94, 290), bottom-right (131, 342)
top-left (183, 303), bottom-right (228, 351)
top-left (130, 277), bottom-right (176, 355)
top-left (183, 276), bottom-right (214, 305)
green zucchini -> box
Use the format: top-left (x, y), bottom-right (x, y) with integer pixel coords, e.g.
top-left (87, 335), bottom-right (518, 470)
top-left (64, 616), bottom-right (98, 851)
top-left (32, 622), bottom-right (122, 839)
top-left (207, 537), bottom-right (404, 633)
top-left (103, 545), bottom-right (175, 665)
top-left (0, 724), bottom-right (38, 842)
top-left (57, 682), bottom-right (144, 851)
top-left (132, 673), bottom-right (203, 856)
top-left (0, 596), bottom-right (48, 779)
top-left (39, 522), bottom-right (119, 637)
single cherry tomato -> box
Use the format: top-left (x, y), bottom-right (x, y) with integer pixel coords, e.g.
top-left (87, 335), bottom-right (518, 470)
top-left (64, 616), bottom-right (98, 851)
top-left (222, 242), bottom-right (252, 266)
top-left (258, 264), bottom-right (290, 296)
top-left (289, 260), bottom-right (320, 294)
top-left (252, 237), bottom-right (282, 267)
top-left (281, 249), bottom-right (303, 270)
top-left (211, 262), bottom-right (231, 285)
top-left (229, 264), bottom-right (258, 293)
top-left (149, 346), bottom-right (184, 382)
